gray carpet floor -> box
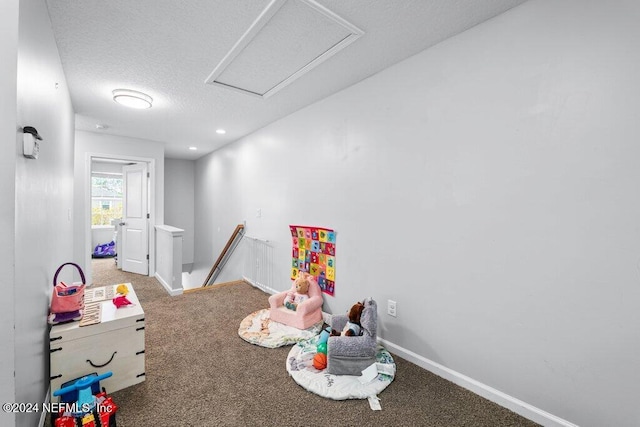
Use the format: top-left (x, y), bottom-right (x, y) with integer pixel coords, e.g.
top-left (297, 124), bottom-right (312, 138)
top-left (85, 258), bottom-right (539, 427)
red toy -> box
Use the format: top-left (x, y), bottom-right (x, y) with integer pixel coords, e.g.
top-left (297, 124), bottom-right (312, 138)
top-left (54, 391), bottom-right (117, 427)
top-left (112, 295), bottom-right (133, 308)
top-left (52, 372), bottom-right (118, 427)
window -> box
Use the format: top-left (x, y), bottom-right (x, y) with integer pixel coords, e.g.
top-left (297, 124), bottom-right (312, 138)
top-left (91, 175), bottom-right (123, 226)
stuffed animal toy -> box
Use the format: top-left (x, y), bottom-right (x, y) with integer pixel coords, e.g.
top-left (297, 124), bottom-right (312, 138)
top-left (284, 274), bottom-right (310, 311)
top-left (331, 301), bottom-right (365, 336)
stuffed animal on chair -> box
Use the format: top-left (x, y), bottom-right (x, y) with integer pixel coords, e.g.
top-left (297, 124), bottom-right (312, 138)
top-left (331, 301), bottom-right (365, 336)
top-left (283, 274), bottom-right (310, 311)
top-left (268, 273), bottom-right (324, 329)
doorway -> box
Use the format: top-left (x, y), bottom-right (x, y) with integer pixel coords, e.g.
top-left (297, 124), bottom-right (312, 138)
top-left (87, 154), bottom-right (155, 282)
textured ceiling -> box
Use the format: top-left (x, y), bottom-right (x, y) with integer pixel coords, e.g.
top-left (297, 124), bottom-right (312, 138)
top-left (45, 0), bottom-right (528, 160)
top-left (208, 0), bottom-right (363, 97)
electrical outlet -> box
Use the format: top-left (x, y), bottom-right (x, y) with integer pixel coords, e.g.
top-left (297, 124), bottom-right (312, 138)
top-left (387, 300), bottom-right (397, 317)
top-left (256, 208), bottom-right (262, 218)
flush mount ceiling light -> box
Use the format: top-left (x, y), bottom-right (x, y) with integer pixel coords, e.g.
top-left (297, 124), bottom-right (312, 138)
top-left (188, 146), bottom-right (198, 151)
top-left (216, 129), bottom-right (226, 134)
top-left (112, 89), bottom-right (153, 109)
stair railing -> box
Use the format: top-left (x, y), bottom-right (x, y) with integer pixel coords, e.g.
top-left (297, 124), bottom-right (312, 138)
top-left (202, 224), bottom-right (245, 287)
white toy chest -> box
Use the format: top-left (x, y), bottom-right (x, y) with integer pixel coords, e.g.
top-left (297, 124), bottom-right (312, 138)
top-left (49, 283), bottom-right (145, 399)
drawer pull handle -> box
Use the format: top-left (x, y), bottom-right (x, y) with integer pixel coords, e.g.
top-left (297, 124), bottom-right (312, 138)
top-left (136, 326), bottom-right (145, 331)
top-left (136, 318), bottom-right (145, 322)
top-left (50, 347), bottom-right (62, 353)
top-left (50, 336), bottom-right (62, 342)
top-left (86, 351), bottom-right (117, 368)
top-left (50, 374), bottom-right (62, 380)
top-left (136, 350), bottom-right (145, 355)
top-left (136, 373), bottom-right (145, 378)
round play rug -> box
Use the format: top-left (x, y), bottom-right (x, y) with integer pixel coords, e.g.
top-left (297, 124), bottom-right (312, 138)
top-left (286, 336), bottom-right (396, 400)
top-left (238, 308), bottom-right (324, 348)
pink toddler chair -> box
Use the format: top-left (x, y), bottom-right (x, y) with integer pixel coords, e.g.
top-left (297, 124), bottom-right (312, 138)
top-left (268, 275), bottom-right (323, 329)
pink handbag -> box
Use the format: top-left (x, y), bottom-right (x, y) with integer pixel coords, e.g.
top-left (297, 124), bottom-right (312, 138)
top-left (50, 262), bottom-right (86, 314)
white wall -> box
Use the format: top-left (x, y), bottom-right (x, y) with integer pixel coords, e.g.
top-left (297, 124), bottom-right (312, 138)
top-left (0, 1), bottom-right (19, 426)
top-left (165, 158), bottom-right (195, 264)
top-left (74, 131), bottom-right (164, 284)
top-left (194, 1), bottom-right (640, 425)
top-left (13, 0), bottom-right (76, 426)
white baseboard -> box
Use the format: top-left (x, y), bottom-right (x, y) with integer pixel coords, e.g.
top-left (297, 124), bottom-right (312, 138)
top-left (154, 273), bottom-right (183, 296)
top-left (378, 338), bottom-right (577, 427)
top-left (38, 386), bottom-right (50, 427)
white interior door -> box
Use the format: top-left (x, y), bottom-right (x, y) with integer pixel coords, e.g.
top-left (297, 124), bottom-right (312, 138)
top-left (121, 163), bottom-right (149, 275)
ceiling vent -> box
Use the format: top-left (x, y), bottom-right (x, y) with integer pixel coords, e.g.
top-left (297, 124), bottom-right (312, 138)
top-left (205, 0), bottom-right (363, 98)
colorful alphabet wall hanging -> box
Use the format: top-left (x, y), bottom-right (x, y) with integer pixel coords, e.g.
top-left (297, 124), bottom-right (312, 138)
top-left (289, 225), bottom-right (336, 296)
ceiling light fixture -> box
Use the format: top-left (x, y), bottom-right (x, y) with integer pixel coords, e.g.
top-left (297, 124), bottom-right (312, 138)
top-left (112, 89), bottom-right (153, 109)
top-left (188, 146), bottom-right (197, 151)
top-left (216, 129), bottom-right (226, 135)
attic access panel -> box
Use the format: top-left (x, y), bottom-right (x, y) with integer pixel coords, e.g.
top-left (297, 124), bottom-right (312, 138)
top-left (205, 0), bottom-right (363, 98)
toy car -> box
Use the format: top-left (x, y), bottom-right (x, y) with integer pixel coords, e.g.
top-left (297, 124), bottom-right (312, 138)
top-left (52, 372), bottom-right (117, 427)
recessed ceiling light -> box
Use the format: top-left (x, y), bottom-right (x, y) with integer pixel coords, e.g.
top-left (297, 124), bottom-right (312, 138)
top-left (216, 129), bottom-right (226, 135)
top-left (112, 89), bottom-right (153, 109)
top-left (188, 146), bottom-right (197, 150)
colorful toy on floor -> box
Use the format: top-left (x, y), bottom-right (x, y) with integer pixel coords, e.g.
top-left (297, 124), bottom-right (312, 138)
top-left (317, 329), bottom-right (329, 352)
top-left (312, 352), bottom-right (327, 370)
top-left (318, 327), bottom-right (330, 344)
top-left (52, 371), bottom-right (118, 427)
top-left (311, 327), bottom-right (331, 370)
top-left (317, 342), bottom-right (327, 355)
